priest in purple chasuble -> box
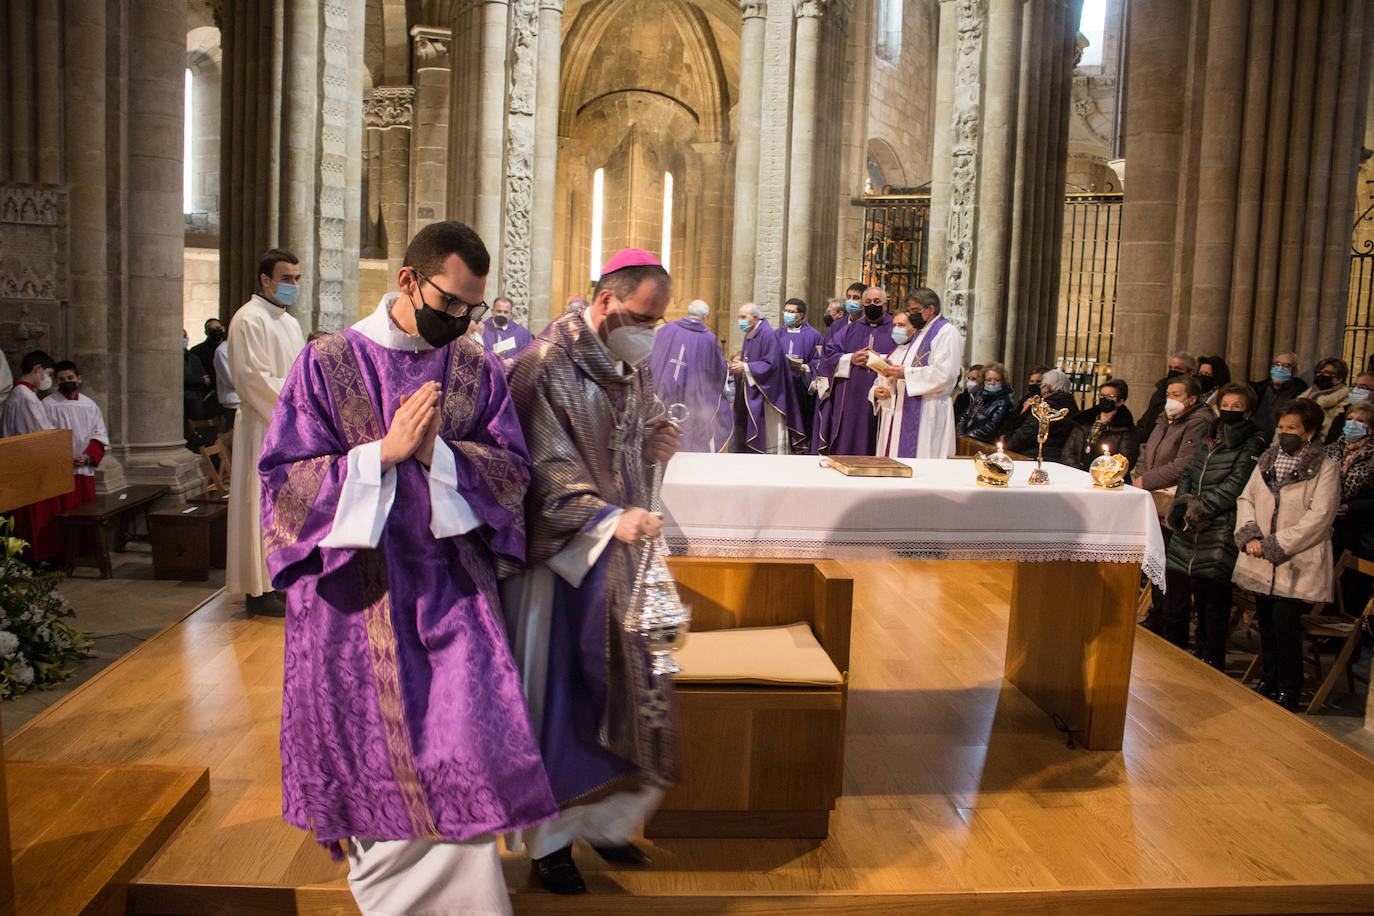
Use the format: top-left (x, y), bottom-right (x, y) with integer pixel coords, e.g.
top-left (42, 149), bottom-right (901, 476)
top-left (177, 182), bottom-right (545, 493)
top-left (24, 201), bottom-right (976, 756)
top-left (817, 286), bottom-right (898, 455)
top-left (811, 287), bottom-right (867, 454)
top-left (777, 298), bottom-right (824, 452)
top-left (482, 296), bottom-right (535, 367)
top-left (647, 299), bottom-right (731, 452)
top-left (729, 304), bottom-right (804, 454)
top-left (869, 290), bottom-right (964, 459)
top-left (258, 222), bottom-right (556, 915)
top-left (502, 248), bottom-right (682, 895)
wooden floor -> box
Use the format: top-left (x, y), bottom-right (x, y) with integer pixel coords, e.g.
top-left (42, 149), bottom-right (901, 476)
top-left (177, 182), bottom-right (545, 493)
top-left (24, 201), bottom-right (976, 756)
top-left (9, 560), bottom-right (1374, 914)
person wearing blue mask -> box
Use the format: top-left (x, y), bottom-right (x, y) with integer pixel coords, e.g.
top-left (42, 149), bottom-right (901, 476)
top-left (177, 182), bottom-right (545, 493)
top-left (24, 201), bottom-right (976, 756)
top-left (869, 288), bottom-right (963, 459)
top-left (1327, 399), bottom-right (1374, 557)
top-left (226, 248), bottom-right (307, 617)
top-left (957, 363), bottom-right (1018, 446)
top-left (729, 302), bottom-right (804, 453)
top-left (1249, 351), bottom-right (1306, 440)
top-left (776, 298), bottom-right (824, 451)
top-left (1325, 371), bottom-right (1374, 444)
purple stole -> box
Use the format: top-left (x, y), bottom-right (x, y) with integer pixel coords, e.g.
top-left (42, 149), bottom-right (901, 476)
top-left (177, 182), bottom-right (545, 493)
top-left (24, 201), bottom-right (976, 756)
top-left (882, 315), bottom-right (949, 459)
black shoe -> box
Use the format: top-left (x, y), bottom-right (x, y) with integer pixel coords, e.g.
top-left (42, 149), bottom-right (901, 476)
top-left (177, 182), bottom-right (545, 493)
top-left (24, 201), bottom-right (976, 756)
top-left (531, 846), bottom-right (587, 895)
top-left (246, 592), bottom-right (287, 617)
top-left (591, 842), bottom-right (652, 867)
top-left (1274, 690), bottom-right (1302, 712)
top-left (1253, 678), bottom-right (1279, 699)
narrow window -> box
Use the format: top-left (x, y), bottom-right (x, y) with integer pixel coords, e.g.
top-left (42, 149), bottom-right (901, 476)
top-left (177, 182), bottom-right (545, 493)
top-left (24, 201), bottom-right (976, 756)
top-left (184, 68), bottom-right (194, 214)
top-left (661, 172), bottom-right (674, 272)
top-left (1078, 0), bottom-right (1106, 67)
top-left (590, 167), bottom-right (605, 280)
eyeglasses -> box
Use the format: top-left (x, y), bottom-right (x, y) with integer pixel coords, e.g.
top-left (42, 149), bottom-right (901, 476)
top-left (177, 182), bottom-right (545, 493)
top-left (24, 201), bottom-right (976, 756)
top-left (413, 269), bottom-right (488, 321)
top-left (1273, 359), bottom-right (1297, 370)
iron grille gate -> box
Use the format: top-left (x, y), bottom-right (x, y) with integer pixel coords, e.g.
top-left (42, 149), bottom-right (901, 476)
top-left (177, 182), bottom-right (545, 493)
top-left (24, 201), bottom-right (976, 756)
top-left (1056, 192), bottom-right (1123, 407)
top-left (857, 195), bottom-right (930, 307)
top-left (1347, 177), bottom-right (1374, 376)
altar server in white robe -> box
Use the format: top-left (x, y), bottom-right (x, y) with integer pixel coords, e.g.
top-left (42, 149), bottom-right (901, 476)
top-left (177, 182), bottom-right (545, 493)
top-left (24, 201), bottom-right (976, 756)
top-left (227, 248), bottom-right (306, 616)
top-left (870, 288), bottom-right (962, 459)
top-left (45, 360), bottom-right (109, 507)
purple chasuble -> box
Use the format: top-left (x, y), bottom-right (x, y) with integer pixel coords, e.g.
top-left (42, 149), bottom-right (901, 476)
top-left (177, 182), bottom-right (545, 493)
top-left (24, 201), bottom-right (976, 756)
top-left (482, 319), bottom-right (533, 361)
top-left (818, 314), bottom-right (897, 455)
top-left (776, 321), bottom-right (823, 452)
top-left (648, 317), bottom-right (731, 452)
top-left (260, 330), bottom-right (556, 857)
top-left (732, 318), bottom-right (805, 453)
top-left (880, 315), bottom-right (951, 458)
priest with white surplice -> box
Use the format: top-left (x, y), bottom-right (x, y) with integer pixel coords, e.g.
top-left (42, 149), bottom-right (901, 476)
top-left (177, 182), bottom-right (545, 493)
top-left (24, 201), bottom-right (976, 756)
top-left (870, 288), bottom-right (962, 460)
top-left (226, 248), bottom-right (306, 616)
top-left (45, 360), bottom-right (109, 508)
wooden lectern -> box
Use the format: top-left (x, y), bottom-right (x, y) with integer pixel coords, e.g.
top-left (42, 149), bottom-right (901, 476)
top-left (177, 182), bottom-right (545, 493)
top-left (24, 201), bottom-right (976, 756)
top-left (0, 429), bottom-right (73, 916)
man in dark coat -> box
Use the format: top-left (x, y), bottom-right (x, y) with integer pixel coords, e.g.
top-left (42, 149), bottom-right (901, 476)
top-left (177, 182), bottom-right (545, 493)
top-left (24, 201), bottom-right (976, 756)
top-left (1249, 351), bottom-right (1307, 440)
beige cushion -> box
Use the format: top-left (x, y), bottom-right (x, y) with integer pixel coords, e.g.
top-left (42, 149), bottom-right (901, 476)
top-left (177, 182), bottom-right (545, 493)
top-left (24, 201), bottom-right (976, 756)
top-left (672, 622), bottom-right (844, 687)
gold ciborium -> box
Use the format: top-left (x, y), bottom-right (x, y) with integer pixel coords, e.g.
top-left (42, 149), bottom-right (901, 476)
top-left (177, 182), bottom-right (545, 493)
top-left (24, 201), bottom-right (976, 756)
top-left (1090, 443), bottom-right (1129, 489)
top-left (974, 440), bottom-right (1015, 488)
top-left (1027, 396), bottom-right (1069, 486)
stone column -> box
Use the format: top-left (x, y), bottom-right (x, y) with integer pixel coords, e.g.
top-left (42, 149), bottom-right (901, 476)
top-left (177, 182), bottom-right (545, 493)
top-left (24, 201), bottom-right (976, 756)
top-left (121, 0), bottom-right (200, 489)
top-left (279, 1), bottom-right (322, 330)
top-left (749, 2), bottom-right (797, 334)
top-left (448, 0), bottom-right (510, 267)
top-left (729, 1), bottom-right (767, 312)
top-left (784, 1), bottom-right (823, 304)
top-left (409, 27), bottom-right (450, 239)
top-left (365, 87), bottom-right (414, 271)
top-left (500, 0), bottom-right (540, 316)
top-left (1116, 0), bottom-right (1371, 398)
top-left (529, 0), bottom-right (565, 331)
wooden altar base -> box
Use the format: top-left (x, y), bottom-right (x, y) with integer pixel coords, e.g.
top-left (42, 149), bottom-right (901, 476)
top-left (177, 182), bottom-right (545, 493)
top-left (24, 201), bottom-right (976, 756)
top-left (10, 560), bottom-right (1374, 915)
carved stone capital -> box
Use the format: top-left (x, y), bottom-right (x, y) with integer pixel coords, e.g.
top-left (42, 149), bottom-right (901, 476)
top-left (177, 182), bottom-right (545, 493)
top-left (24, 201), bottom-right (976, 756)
top-left (410, 25), bottom-right (452, 68)
top-left (538, 0), bottom-right (565, 11)
top-left (741, 0), bottom-right (766, 18)
top-left (364, 86), bottom-right (415, 128)
top-left (795, 0), bottom-right (824, 18)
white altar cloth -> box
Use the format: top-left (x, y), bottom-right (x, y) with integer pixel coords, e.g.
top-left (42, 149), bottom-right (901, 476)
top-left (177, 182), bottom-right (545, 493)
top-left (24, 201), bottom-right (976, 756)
top-left (659, 453), bottom-right (1167, 587)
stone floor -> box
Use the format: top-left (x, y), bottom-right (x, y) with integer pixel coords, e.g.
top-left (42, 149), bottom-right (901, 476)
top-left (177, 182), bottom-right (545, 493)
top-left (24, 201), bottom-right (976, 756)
top-left (4, 554), bottom-right (1371, 759)
top-left (2, 544), bottom-right (224, 735)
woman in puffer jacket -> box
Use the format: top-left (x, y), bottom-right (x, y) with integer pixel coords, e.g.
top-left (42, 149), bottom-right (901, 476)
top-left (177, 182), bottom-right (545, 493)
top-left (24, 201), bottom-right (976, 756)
top-left (1162, 383), bottom-right (1265, 668)
top-left (956, 362), bottom-right (1015, 444)
top-left (1233, 398), bottom-right (1341, 711)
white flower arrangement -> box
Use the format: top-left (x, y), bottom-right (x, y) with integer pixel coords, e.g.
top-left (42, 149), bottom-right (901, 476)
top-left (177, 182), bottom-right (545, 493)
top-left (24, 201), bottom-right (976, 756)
top-left (0, 517), bottom-right (92, 698)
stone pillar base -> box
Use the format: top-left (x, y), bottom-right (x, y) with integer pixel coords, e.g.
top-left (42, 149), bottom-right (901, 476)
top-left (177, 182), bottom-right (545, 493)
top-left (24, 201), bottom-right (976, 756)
top-left (106, 443), bottom-right (204, 501)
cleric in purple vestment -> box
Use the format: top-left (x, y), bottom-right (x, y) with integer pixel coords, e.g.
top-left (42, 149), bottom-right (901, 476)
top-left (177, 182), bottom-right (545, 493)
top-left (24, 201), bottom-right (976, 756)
top-left (811, 285), bottom-right (866, 454)
top-left (730, 303), bottom-right (805, 454)
top-left (776, 297), bottom-right (824, 452)
top-left (259, 221), bottom-right (556, 913)
top-left (482, 295), bottom-right (534, 366)
top-left (648, 299), bottom-right (731, 452)
top-left (817, 286), bottom-right (898, 455)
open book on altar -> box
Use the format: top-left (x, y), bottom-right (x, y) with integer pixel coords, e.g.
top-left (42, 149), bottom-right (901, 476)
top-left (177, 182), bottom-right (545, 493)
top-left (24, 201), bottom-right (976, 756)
top-left (820, 456), bottom-right (913, 478)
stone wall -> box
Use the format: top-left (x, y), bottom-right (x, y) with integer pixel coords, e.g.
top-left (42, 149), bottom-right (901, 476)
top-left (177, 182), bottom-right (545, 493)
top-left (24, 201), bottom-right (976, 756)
top-left (182, 248), bottom-right (220, 341)
top-left (865, 0), bottom-right (939, 191)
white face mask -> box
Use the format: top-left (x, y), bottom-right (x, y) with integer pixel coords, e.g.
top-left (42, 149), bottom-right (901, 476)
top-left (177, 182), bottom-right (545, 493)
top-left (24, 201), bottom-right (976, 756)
top-left (607, 325), bottom-right (656, 366)
top-left (38, 373), bottom-right (53, 392)
top-left (1163, 397), bottom-right (1186, 419)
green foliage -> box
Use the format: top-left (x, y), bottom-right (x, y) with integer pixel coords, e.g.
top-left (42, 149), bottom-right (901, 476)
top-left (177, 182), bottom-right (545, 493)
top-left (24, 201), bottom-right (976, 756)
top-left (0, 517), bottom-right (93, 699)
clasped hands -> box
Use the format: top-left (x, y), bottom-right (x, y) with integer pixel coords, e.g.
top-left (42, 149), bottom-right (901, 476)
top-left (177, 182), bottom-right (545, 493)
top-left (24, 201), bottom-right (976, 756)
top-left (380, 381), bottom-right (441, 471)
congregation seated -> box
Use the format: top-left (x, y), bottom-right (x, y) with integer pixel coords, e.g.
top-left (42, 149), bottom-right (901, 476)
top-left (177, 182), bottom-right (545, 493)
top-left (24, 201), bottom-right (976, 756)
top-left (955, 362), bottom-right (1014, 444)
top-left (952, 363), bottom-right (984, 431)
top-left (1327, 400), bottom-right (1374, 561)
top-left (1006, 364), bottom-right (1052, 440)
top-left (1060, 378), bottom-right (1139, 475)
top-left (1250, 351), bottom-right (1307, 440)
top-left (1299, 357), bottom-right (1351, 441)
top-left (1233, 397), bottom-right (1340, 711)
top-left (1136, 351), bottom-right (1196, 441)
top-left (1004, 368), bottom-right (1076, 460)
top-left (1326, 371), bottom-right (1373, 444)
top-left (1132, 375), bottom-right (1213, 495)
top-left (1197, 355), bottom-right (1231, 409)
top-left (1160, 383), bottom-right (1265, 667)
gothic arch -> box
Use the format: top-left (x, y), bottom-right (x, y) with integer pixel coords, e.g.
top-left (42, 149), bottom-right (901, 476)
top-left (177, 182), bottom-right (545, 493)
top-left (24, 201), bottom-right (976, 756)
top-left (867, 137), bottom-right (906, 191)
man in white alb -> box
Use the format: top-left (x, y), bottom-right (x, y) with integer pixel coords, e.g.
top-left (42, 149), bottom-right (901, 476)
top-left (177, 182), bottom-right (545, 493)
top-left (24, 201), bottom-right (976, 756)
top-left (226, 248), bottom-right (306, 616)
top-left (870, 287), bottom-right (962, 459)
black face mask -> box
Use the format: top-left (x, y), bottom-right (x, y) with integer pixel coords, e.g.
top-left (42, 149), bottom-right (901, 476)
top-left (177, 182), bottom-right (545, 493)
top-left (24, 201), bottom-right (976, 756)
top-left (1218, 409), bottom-right (1245, 426)
top-left (1197, 374), bottom-right (1216, 393)
top-left (1166, 368), bottom-right (1183, 379)
top-left (823, 313), bottom-right (835, 328)
top-left (1028, 383), bottom-right (1041, 397)
top-left (910, 312), bottom-right (927, 331)
top-left (414, 302), bottom-right (469, 348)
top-left (863, 304), bottom-right (885, 323)
top-left (1314, 375), bottom-right (1336, 391)
top-left (1278, 433), bottom-right (1305, 456)
top-left (58, 381), bottom-right (78, 395)
top-left (493, 314), bottom-right (509, 329)
top-left (1097, 397), bottom-right (1117, 413)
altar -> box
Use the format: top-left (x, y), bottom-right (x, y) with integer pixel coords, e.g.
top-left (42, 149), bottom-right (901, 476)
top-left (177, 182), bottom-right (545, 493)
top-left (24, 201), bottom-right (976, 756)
top-left (659, 453), bottom-right (1167, 749)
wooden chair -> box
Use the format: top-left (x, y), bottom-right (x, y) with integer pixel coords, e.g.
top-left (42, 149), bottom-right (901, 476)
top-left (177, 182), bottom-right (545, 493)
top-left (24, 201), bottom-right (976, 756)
top-left (199, 438), bottom-right (232, 501)
top-left (647, 558), bottom-right (853, 839)
top-left (1302, 552), bottom-right (1374, 714)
